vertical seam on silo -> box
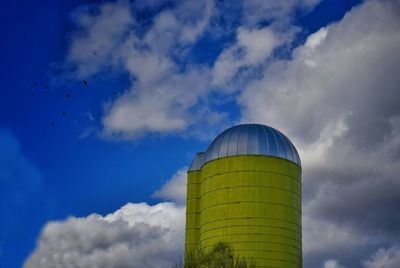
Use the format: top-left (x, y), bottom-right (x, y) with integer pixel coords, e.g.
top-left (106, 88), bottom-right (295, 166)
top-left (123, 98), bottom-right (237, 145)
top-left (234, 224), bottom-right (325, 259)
top-left (255, 124), bottom-right (260, 154)
top-left (288, 140), bottom-right (297, 165)
top-left (217, 134), bottom-right (224, 159)
top-left (213, 136), bottom-right (222, 160)
top-left (205, 142), bottom-right (211, 162)
top-left (236, 126), bottom-right (242, 155)
top-left (262, 125), bottom-right (269, 154)
top-left (269, 126), bottom-right (280, 156)
top-left (225, 127), bottom-right (234, 157)
top-left (276, 131), bottom-right (289, 160)
top-left (289, 142), bottom-right (297, 166)
top-left (288, 140), bottom-right (299, 166)
top-left (246, 124), bottom-right (251, 154)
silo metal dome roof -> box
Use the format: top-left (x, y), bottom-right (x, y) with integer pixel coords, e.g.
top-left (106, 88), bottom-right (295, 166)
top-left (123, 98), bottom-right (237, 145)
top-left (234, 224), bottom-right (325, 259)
top-left (189, 124), bottom-right (301, 171)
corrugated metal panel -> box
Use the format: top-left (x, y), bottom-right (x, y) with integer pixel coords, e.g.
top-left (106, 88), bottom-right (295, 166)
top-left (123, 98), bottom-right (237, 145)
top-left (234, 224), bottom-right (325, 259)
top-left (258, 124), bottom-right (269, 155)
top-left (247, 124), bottom-right (259, 154)
top-left (211, 135), bottom-right (224, 160)
top-left (204, 138), bottom-right (216, 163)
top-left (237, 124), bottom-right (249, 155)
top-left (281, 132), bottom-right (296, 164)
top-left (275, 129), bottom-right (289, 160)
top-left (264, 126), bottom-right (278, 157)
top-left (227, 127), bottom-right (240, 156)
top-left (293, 143), bottom-right (301, 167)
top-left (218, 128), bottom-right (232, 158)
top-left (188, 153), bottom-right (205, 171)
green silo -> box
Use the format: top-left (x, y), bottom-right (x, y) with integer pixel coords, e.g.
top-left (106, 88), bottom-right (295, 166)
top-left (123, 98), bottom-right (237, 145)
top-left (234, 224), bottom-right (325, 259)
top-left (185, 124), bottom-right (302, 267)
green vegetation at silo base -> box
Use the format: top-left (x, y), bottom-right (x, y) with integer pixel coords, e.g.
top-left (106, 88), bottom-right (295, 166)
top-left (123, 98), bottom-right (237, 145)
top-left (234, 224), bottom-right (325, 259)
top-left (173, 241), bottom-right (256, 268)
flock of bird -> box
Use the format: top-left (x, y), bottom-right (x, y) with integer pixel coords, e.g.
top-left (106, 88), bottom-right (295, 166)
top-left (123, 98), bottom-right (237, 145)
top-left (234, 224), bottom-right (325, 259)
top-left (30, 51), bottom-right (120, 127)
top-left (30, 80), bottom-right (89, 126)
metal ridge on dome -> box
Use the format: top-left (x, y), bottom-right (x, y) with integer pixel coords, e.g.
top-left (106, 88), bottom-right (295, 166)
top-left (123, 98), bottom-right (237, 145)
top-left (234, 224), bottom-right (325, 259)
top-left (188, 124), bottom-right (301, 171)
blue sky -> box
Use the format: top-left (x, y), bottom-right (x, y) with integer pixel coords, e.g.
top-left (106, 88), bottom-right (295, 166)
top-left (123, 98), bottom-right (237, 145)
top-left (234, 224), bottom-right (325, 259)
top-left (1, 0), bottom-right (400, 268)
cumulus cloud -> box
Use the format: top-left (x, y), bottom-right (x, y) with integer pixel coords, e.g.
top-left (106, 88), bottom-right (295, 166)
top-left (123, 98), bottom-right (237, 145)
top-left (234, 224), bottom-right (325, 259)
top-left (24, 202), bottom-right (185, 268)
top-left (323, 259), bottom-right (345, 268)
top-left (65, 0), bottom-right (226, 139)
top-left (212, 27), bottom-right (281, 88)
top-left (101, 66), bottom-right (215, 138)
top-left (66, 1), bottom-right (133, 78)
top-left (239, 0), bottom-right (400, 266)
top-left (240, 0), bottom-right (400, 146)
top-left (65, 0), bottom-right (316, 139)
top-left (212, 0), bottom-right (312, 89)
top-left (152, 167), bottom-right (187, 205)
top-left (302, 215), bottom-right (363, 255)
top-left (363, 247), bottom-right (400, 268)
top-left (242, 0), bottom-right (320, 27)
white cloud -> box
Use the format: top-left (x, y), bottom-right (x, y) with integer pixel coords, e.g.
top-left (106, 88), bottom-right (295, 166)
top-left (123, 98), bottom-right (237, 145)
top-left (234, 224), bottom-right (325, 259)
top-left (152, 167), bottom-right (187, 205)
top-left (67, 1), bottom-right (133, 78)
top-left (24, 202), bottom-right (186, 268)
top-left (134, 0), bottom-right (169, 10)
top-left (242, 0), bottom-right (320, 27)
top-left (302, 215), bottom-right (363, 255)
top-left (304, 27), bottom-right (328, 49)
top-left (142, 0), bottom-right (213, 55)
top-left (101, 66), bottom-right (222, 138)
top-left (212, 26), bottom-right (281, 87)
top-left (177, 0), bottom-right (214, 43)
top-left (239, 0), bottom-right (400, 266)
top-left (239, 0), bottom-right (400, 176)
top-left (65, 0), bottom-right (226, 139)
top-left (65, 0), bottom-right (318, 139)
top-left (363, 247), bottom-right (400, 268)
top-left (323, 259), bottom-right (346, 268)
top-left (240, 0), bottom-right (400, 146)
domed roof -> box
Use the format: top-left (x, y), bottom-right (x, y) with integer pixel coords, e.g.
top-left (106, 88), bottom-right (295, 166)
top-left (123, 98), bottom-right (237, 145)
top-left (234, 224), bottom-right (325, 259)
top-left (189, 124), bottom-right (301, 171)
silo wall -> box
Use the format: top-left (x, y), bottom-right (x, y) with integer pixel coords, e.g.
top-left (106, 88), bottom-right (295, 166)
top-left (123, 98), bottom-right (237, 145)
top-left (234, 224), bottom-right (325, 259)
top-left (199, 155), bottom-right (302, 267)
top-left (185, 170), bottom-right (201, 253)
